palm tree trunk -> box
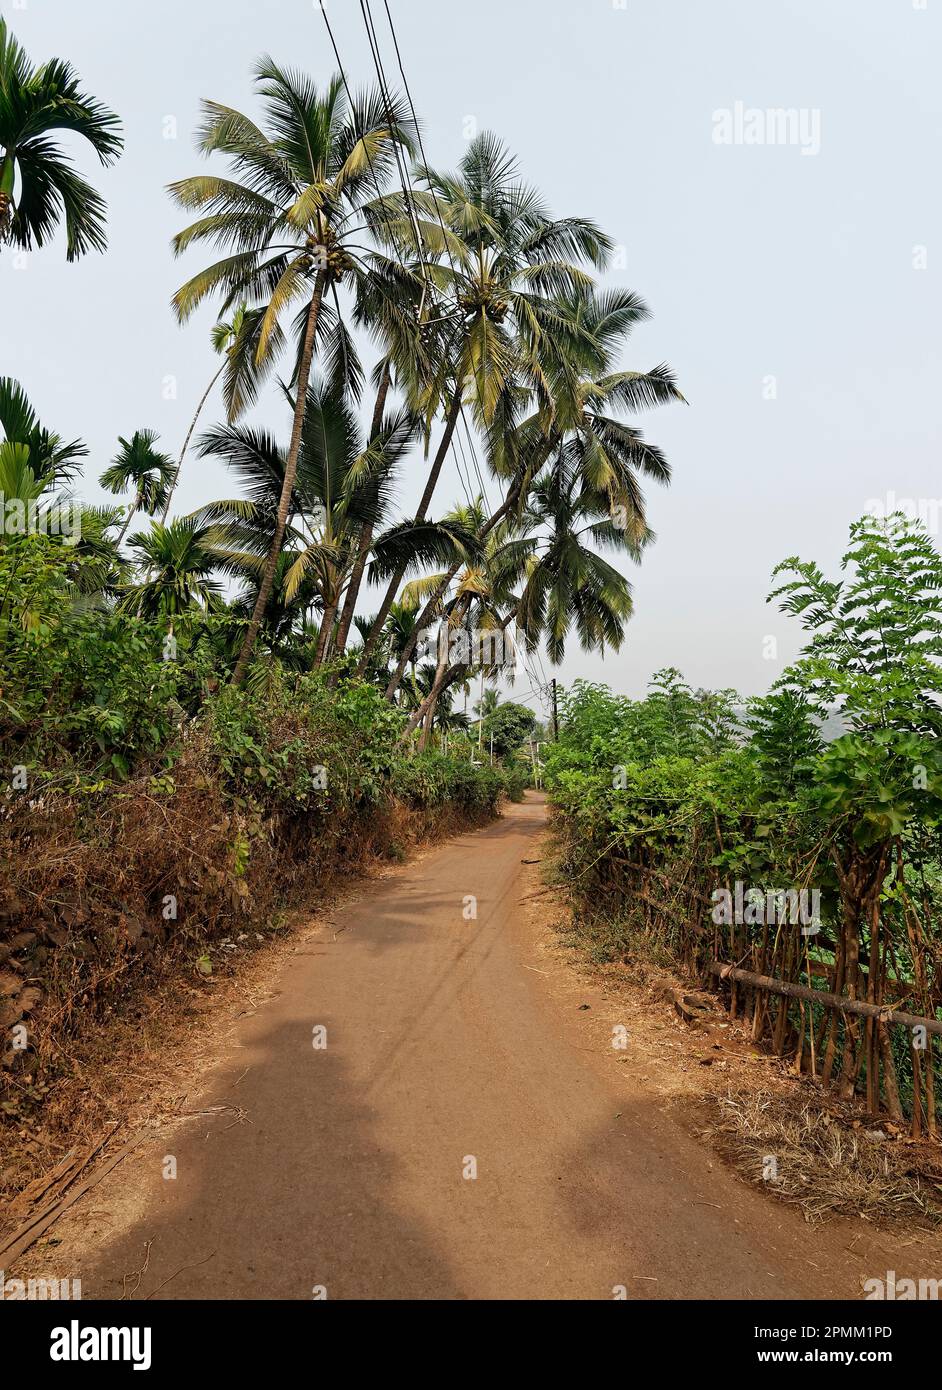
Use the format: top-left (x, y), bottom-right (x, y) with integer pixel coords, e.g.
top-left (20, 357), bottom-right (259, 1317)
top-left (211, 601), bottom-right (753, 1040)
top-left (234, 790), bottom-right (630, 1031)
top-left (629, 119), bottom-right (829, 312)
top-left (0, 154), bottom-right (14, 240)
top-left (402, 606), bottom-right (515, 740)
top-left (332, 360), bottom-right (392, 661)
top-left (115, 493), bottom-right (141, 549)
top-left (418, 698), bottom-right (437, 753)
top-left (405, 656), bottom-right (470, 741)
top-left (383, 485), bottom-right (520, 701)
top-left (232, 273), bottom-right (325, 686)
top-left (313, 594), bottom-right (339, 665)
top-left (160, 358), bottom-right (227, 526)
top-left (355, 383), bottom-right (463, 676)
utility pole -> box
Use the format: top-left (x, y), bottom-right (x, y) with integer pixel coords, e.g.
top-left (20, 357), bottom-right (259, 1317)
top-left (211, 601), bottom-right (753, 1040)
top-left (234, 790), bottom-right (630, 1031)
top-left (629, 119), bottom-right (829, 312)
top-left (551, 678), bottom-right (559, 741)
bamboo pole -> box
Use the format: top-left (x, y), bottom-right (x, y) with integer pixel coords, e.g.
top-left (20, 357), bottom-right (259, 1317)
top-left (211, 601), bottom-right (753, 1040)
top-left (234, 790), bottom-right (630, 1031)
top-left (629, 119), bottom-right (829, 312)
top-left (708, 962), bottom-right (942, 1037)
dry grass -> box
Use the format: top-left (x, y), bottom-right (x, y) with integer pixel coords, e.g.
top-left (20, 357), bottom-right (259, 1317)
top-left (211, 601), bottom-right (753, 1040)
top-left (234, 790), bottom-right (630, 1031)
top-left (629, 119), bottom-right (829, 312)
top-left (704, 1084), bottom-right (942, 1227)
top-left (0, 763), bottom-right (499, 1208)
top-left (542, 810), bottom-right (942, 1229)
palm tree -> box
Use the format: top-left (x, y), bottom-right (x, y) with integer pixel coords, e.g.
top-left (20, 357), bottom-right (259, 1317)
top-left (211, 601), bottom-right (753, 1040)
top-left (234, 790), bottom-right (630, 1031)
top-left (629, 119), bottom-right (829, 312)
top-left (383, 285), bottom-right (683, 701)
top-left (0, 377), bottom-right (87, 486)
top-left (100, 429), bottom-right (175, 547)
top-left (193, 380), bottom-right (428, 663)
top-left (543, 287), bottom-right (684, 532)
top-left (331, 243), bottom-right (439, 662)
top-left (402, 452), bottom-right (641, 740)
top-left (474, 686), bottom-right (500, 725)
top-left (0, 18), bottom-right (122, 258)
top-left (168, 59), bottom-right (416, 684)
top-left (355, 133), bottom-right (613, 672)
top-left (392, 495), bottom-right (523, 733)
top-left (119, 518), bottom-right (223, 620)
top-left (515, 459), bottom-right (635, 664)
top-left (63, 503), bottom-right (125, 605)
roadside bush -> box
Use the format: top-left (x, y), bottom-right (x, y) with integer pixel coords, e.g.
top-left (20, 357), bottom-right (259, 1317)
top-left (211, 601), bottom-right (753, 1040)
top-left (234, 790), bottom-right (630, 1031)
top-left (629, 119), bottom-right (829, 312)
top-left (546, 516), bottom-right (942, 1132)
top-left (0, 548), bottom-right (513, 1166)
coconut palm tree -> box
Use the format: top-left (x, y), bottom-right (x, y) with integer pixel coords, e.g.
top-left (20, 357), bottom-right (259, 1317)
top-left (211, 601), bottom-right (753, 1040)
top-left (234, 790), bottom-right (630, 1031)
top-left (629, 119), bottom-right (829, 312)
top-left (192, 380), bottom-right (429, 661)
top-left (168, 58), bottom-right (417, 683)
top-left (355, 133), bottom-right (613, 672)
top-left (100, 430), bottom-right (175, 547)
top-left (331, 241), bottom-right (441, 662)
top-left (0, 17), bottom-right (122, 258)
top-left (515, 459), bottom-right (635, 664)
top-left (383, 285), bottom-right (683, 701)
top-left (397, 500), bottom-right (528, 740)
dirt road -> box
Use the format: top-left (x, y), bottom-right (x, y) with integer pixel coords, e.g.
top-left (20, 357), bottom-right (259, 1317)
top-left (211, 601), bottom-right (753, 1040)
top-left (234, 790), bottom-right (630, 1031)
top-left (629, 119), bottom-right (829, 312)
top-left (26, 794), bottom-right (916, 1299)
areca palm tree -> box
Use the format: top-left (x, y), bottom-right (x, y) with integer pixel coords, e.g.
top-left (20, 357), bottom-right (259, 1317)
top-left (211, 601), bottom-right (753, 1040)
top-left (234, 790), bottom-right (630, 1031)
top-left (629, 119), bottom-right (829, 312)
top-left (63, 503), bottom-right (125, 604)
top-left (168, 58), bottom-right (417, 683)
top-left (119, 518), bottom-right (223, 620)
top-left (0, 377), bottom-right (87, 486)
top-left (100, 429), bottom-right (175, 547)
top-left (0, 18), bottom-right (122, 258)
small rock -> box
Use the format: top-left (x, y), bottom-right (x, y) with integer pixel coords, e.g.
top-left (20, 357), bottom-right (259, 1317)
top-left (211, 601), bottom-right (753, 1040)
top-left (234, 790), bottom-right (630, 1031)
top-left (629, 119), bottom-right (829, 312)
top-left (17, 987), bottom-right (43, 1014)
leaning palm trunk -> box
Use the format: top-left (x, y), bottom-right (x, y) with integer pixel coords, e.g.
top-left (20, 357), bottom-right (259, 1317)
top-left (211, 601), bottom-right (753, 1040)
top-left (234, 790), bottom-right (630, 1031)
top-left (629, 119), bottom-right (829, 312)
top-left (384, 481), bottom-right (524, 701)
top-left (355, 384), bottom-right (463, 675)
top-left (115, 492), bottom-right (141, 548)
top-left (418, 700), bottom-right (437, 753)
top-left (404, 654), bottom-right (468, 741)
top-left (415, 606), bottom-right (464, 751)
top-left (232, 273), bottom-right (325, 685)
top-left (402, 608), bottom-right (515, 740)
top-left (160, 358), bottom-right (227, 526)
top-left (330, 361), bottom-right (391, 663)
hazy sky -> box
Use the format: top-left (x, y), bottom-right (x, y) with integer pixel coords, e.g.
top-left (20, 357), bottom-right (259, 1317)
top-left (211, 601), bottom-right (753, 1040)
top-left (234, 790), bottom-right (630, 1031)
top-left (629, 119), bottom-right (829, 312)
top-left (3, 0), bottom-right (940, 713)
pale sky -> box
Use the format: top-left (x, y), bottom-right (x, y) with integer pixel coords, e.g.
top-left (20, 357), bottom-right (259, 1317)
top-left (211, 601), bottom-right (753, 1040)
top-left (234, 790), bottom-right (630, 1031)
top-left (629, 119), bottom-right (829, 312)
top-left (3, 0), bottom-right (940, 716)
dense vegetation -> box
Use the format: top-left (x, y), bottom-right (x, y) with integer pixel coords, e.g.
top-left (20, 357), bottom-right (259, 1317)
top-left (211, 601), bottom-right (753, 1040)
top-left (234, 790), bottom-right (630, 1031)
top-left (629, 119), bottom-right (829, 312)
top-left (1, 17), bottom-right (681, 745)
top-left (1, 20), bottom-right (670, 1156)
top-left (547, 515), bottom-right (942, 1134)
top-left (7, 14), bottom-right (934, 1198)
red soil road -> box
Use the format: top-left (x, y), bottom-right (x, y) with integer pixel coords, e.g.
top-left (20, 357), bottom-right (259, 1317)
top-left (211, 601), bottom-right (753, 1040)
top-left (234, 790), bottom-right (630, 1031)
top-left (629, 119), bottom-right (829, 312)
top-left (39, 794), bottom-right (904, 1299)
